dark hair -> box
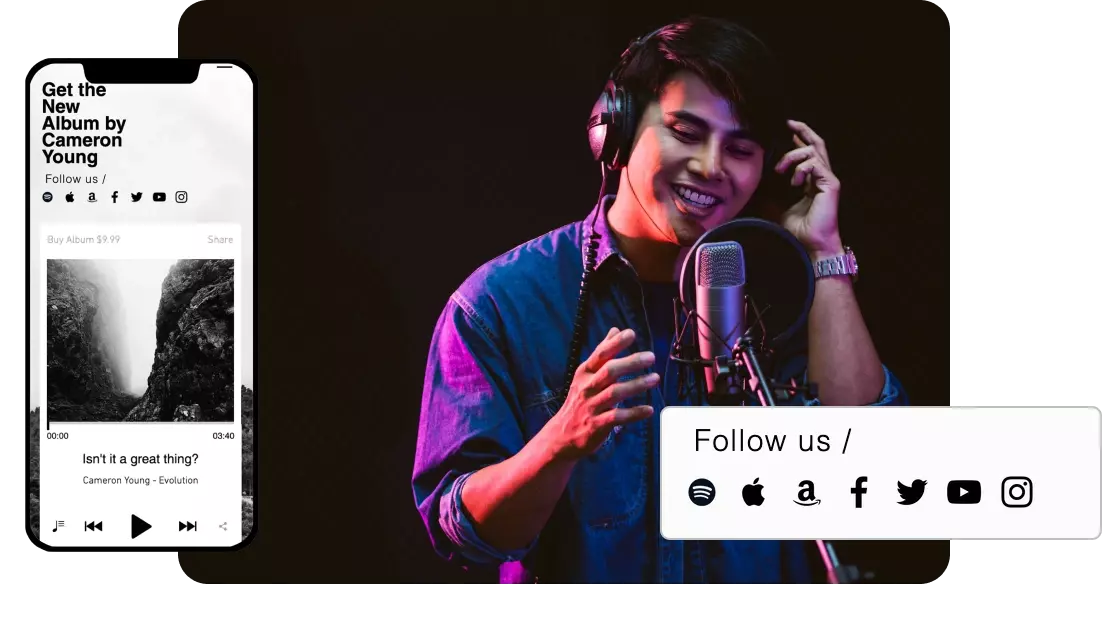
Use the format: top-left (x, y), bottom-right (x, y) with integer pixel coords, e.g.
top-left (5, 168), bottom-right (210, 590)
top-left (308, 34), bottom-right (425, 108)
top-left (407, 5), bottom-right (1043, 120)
top-left (616, 15), bottom-right (792, 217)
top-left (617, 15), bottom-right (788, 163)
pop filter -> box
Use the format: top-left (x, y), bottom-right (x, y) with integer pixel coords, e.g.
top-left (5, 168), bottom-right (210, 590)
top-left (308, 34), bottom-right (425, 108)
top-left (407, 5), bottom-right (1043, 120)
top-left (679, 217), bottom-right (814, 348)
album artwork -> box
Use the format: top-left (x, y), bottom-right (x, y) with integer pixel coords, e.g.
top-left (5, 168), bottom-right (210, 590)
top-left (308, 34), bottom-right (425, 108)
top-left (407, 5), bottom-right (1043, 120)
top-left (45, 258), bottom-right (235, 423)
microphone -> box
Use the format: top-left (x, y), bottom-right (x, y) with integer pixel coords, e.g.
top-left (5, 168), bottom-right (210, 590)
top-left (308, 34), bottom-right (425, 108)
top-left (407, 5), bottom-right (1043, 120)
top-left (694, 241), bottom-right (747, 396)
top-left (674, 217), bottom-right (817, 406)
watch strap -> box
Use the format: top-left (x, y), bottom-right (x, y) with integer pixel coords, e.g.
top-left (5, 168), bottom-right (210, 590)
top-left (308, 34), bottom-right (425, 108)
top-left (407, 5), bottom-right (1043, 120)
top-left (813, 247), bottom-right (858, 281)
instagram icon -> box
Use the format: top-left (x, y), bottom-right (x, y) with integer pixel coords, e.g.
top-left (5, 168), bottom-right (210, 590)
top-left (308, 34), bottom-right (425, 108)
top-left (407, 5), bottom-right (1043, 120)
top-left (1002, 477), bottom-right (1033, 508)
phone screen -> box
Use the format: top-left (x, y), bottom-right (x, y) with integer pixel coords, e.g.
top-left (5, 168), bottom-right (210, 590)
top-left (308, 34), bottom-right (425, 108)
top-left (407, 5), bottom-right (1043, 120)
top-left (26, 60), bottom-right (255, 549)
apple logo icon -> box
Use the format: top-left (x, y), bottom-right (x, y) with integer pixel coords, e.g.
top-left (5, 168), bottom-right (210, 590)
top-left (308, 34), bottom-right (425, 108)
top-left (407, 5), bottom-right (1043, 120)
top-left (742, 478), bottom-right (765, 506)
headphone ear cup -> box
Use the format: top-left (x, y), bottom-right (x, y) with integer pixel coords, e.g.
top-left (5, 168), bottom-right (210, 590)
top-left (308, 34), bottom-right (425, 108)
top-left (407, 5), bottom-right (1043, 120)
top-left (588, 81), bottom-right (620, 167)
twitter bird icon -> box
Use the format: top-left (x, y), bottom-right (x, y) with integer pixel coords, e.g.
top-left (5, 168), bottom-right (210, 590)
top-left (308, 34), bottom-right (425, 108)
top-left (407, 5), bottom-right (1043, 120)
top-left (897, 479), bottom-right (927, 505)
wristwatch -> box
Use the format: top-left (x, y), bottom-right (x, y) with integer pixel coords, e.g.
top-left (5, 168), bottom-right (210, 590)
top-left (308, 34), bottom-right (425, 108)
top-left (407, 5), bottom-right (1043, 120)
top-left (813, 246), bottom-right (859, 283)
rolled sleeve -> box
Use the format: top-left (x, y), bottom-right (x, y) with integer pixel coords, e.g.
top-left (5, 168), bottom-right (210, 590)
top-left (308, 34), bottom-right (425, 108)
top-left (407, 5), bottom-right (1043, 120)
top-left (801, 363), bottom-right (907, 407)
top-left (438, 470), bottom-right (539, 564)
top-left (772, 351), bottom-right (908, 407)
top-left (411, 293), bottom-right (536, 566)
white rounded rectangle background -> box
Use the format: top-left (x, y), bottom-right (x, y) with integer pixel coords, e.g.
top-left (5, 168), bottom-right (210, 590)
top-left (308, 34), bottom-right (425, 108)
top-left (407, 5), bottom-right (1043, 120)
top-left (659, 407), bottom-right (1101, 540)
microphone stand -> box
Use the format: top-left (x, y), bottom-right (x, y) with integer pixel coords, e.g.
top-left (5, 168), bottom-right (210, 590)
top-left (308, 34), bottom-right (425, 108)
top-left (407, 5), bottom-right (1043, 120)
top-left (669, 294), bottom-right (859, 583)
top-left (709, 335), bottom-right (774, 407)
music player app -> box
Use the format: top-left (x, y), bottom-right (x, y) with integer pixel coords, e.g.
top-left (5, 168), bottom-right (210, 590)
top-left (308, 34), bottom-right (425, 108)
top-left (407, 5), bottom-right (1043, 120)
top-left (27, 61), bottom-right (255, 548)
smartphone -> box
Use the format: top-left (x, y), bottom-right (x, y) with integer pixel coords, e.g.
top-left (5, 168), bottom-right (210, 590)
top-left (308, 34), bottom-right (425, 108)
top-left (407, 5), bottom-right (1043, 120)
top-left (26, 59), bottom-right (256, 550)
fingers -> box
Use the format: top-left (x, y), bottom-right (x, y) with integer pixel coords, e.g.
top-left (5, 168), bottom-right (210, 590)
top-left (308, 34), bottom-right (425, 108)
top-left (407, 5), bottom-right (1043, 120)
top-left (788, 119), bottom-right (825, 149)
top-left (595, 404), bottom-right (655, 429)
top-left (792, 158), bottom-right (818, 187)
top-left (593, 372), bottom-right (660, 411)
top-left (581, 328), bottom-right (636, 374)
top-left (787, 119), bottom-right (830, 168)
top-left (793, 157), bottom-right (839, 191)
top-left (592, 350), bottom-right (655, 391)
top-left (774, 145), bottom-right (816, 173)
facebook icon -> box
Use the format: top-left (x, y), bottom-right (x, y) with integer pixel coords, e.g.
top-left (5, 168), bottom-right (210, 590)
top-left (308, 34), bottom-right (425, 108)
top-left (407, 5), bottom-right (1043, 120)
top-left (851, 476), bottom-right (868, 508)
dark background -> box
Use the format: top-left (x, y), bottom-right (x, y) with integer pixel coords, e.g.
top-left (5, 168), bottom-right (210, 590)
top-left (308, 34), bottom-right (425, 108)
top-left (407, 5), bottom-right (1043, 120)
top-left (178, 0), bottom-right (949, 583)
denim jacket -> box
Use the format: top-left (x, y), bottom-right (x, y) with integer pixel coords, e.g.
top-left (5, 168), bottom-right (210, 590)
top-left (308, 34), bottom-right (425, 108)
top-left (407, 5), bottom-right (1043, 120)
top-left (412, 195), bottom-right (907, 583)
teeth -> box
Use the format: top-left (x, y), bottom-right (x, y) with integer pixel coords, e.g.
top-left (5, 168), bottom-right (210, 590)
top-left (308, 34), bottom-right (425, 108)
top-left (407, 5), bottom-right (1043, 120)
top-left (675, 185), bottom-right (718, 207)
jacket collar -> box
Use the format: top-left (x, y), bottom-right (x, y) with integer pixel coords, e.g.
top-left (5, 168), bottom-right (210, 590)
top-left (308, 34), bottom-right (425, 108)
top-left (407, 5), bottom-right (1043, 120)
top-left (579, 193), bottom-right (625, 273)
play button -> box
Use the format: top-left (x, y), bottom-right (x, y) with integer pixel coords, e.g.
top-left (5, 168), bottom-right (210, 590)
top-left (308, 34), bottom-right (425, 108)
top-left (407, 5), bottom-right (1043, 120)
top-left (131, 514), bottom-right (152, 539)
top-left (947, 480), bottom-right (981, 504)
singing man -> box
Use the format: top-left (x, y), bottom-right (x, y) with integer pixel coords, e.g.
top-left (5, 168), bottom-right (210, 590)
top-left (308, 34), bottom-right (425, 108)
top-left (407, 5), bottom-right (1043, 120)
top-left (412, 15), bottom-right (906, 583)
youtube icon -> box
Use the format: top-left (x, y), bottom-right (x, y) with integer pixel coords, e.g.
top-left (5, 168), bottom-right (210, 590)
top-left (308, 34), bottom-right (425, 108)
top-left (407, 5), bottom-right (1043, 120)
top-left (947, 480), bottom-right (982, 504)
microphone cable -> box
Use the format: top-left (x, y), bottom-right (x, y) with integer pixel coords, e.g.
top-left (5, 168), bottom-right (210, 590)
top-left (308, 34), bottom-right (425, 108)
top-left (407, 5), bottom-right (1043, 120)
top-left (562, 165), bottom-right (609, 395)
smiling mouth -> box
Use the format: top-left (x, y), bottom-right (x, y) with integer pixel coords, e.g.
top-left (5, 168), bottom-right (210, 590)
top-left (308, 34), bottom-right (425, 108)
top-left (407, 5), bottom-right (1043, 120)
top-left (671, 183), bottom-right (723, 216)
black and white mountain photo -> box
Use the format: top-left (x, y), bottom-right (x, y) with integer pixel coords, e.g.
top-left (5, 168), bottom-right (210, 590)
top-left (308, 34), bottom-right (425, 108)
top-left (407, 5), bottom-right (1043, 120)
top-left (45, 258), bottom-right (235, 423)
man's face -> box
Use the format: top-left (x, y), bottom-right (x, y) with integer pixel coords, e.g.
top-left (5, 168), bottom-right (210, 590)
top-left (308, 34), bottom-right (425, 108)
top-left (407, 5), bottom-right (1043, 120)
top-left (622, 70), bottom-right (766, 246)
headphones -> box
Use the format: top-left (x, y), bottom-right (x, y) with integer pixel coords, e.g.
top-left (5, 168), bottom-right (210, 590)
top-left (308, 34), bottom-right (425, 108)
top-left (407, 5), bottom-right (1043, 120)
top-left (587, 26), bottom-right (666, 171)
